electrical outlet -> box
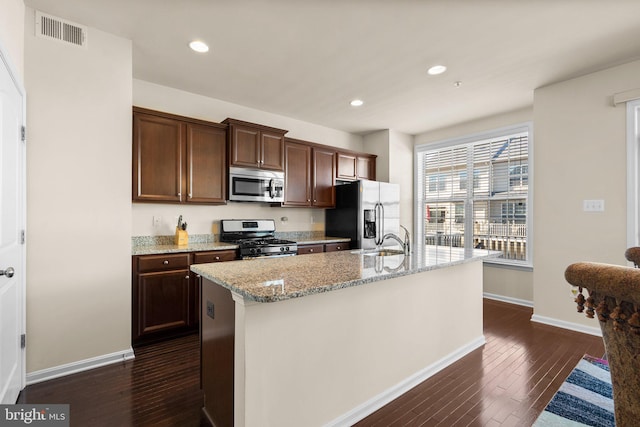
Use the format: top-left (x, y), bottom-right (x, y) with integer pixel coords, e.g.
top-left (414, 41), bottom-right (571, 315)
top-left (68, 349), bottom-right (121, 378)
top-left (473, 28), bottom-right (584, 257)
top-left (206, 301), bottom-right (214, 319)
top-left (583, 200), bottom-right (605, 212)
top-left (153, 216), bottom-right (162, 227)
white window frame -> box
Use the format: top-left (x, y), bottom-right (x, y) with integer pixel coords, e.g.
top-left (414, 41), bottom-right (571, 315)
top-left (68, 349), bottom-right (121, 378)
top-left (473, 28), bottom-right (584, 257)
top-left (627, 99), bottom-right (640, 249)
top-left (414, 122), bottom-right (534, 269)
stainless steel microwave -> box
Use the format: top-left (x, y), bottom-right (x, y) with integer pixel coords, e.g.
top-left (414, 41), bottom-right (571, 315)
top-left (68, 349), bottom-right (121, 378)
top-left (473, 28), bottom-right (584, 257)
top-left (228, 167), bottom-right (285, 203)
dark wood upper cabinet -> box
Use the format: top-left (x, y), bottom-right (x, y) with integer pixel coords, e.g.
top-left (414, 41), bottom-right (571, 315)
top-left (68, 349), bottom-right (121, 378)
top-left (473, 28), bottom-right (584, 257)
top-left (283, 141), bottom-right (312, 206)
top-left (336, 151), bottom-right (376, 181)
top-left (356, 154), bottom-right (376, 180)
top-left (133, 107), bottom-right (227, 204)
top-left (186, 124), bottom-right (227, 203)
top-left (336, 152), bottom-right (357, 181)
top-left (283, 138), bottom-right (335, 208)
top-left (223, 118), bottom-right (287, 171)
top-left (312, 146), bottom-right (336, 207)
top-left (133, 112), bottom-right (184, 202)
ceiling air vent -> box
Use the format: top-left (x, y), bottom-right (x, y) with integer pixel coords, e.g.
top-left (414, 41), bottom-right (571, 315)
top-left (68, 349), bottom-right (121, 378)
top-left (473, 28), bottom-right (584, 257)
top-left (35, 11), bottom-right (87, 48)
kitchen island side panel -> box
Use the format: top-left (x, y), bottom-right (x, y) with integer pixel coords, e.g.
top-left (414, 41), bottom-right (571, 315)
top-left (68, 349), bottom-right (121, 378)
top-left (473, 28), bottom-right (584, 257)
top-left (237, 260), bottom-right (484, 427)
top-left (201, 279), bottom-right (235, 427)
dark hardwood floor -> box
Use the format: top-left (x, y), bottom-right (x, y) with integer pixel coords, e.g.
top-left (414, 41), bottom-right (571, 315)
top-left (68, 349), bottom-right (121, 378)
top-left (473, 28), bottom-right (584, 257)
top-left (18, 299), bottom-right (604, 427)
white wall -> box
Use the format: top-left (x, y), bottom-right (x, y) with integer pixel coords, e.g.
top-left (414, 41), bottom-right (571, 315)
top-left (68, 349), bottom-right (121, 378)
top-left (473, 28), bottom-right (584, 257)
top-left (363, 129), bottom-right (414, 238)
top-left (132, 80), bottom-right (365, 237)
top-left (24, 8), bottom-right (133, 373)
top-left (389, 130), bottom-right (414, 239)
top-left (533, 60), bottom-right (640, 327)
top-left (0, 0), bottom-right (24, 78)
top-left (414, 107), bottom-right (534, 302)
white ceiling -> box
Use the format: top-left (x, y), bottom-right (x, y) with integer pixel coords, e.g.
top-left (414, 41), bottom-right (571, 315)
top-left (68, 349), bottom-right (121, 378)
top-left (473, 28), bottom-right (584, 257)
top-left (23, 0), bottom-right (640, 135)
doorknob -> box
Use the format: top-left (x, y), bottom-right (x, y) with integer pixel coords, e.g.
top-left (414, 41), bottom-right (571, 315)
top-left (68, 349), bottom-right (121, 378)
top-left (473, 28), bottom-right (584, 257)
top-left (0, 267), bottom-right (15, 278)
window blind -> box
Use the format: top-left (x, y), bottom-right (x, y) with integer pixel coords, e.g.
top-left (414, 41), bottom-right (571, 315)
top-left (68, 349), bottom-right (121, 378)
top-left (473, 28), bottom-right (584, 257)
top-left (418, 127), bottom-right (530, 264)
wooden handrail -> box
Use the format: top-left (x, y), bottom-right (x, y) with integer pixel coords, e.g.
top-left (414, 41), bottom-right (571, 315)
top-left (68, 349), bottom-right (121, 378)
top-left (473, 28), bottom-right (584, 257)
top-left (565, 262), bottom-right (640, 307)
top-left (565, 260), bottom-right (640, 426)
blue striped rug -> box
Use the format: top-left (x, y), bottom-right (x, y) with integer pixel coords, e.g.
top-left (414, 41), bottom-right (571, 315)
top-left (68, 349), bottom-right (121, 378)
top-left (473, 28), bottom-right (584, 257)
top-left (534, 354), bottom-right (614, 426)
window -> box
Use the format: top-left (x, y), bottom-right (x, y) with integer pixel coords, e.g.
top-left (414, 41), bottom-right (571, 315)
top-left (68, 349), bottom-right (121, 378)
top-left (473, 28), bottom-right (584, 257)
top-left (428, 174), bottom-right (446, 192)
top-left (415, 123), bottom-right (532, 266)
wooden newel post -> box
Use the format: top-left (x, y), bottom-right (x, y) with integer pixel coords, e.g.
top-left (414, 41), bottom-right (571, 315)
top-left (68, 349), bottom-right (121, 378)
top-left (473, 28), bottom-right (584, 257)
top-left (565, 262), bottom-right (640, 427)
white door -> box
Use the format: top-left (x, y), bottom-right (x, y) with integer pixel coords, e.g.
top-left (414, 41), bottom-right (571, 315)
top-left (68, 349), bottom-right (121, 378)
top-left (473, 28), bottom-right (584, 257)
top-left (0, 47), bottom-right (26, 404)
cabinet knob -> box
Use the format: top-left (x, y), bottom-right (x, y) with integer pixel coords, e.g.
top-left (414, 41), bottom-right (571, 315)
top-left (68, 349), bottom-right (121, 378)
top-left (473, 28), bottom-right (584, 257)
top-left (337, 246), bottom-right (341, 250)
top-left (185, 275), bottom-right (190, 280)
top-left (188, 193), bottom-right (192, 198)
top-left (215, 256), bottom-right (220, 260)
top-left (163, 260), bottom-right (169, 265)
top-left (177, 192), bottom-right (182, 197)
top-left (309, 249), bottom-right (314, 252)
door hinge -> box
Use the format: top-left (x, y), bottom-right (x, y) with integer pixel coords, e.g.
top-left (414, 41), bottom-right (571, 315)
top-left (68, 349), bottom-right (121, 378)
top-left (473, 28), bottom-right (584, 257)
top-left (21, 334), bottom-right (26, 349)
top-left (21, 126), bottom-right (26, 142)
top-left (20, 230), bottom-right (25, 245)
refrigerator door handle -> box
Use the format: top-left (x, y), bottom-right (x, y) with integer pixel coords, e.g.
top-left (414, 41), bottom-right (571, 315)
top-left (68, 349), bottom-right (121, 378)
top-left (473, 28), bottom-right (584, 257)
top-left (380, 203), bottom-right (385, 245)
top-left (375, 202), bottom-right (383, 246)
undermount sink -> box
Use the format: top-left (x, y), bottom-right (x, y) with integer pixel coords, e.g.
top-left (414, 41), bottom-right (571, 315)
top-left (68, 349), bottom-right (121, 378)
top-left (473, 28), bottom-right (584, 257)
top-left (352, 248), bottom-right (406, 257)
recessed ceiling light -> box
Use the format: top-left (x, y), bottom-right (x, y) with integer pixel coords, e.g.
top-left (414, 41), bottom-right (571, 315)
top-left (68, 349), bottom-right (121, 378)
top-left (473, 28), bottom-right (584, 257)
top-left (350, 99), bottom-right (364, 107)
top-left (189, 40), bottom-right (209, 53)
top-left (427, 65), bottom-right (447, 75)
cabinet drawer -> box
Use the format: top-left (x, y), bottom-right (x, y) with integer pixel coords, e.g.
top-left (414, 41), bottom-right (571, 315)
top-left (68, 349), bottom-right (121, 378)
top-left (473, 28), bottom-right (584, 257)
top-left (193, 250), bottom-right (237, 264)
top-left (297, 244), bottom-right (324, 255)
top-left (136, 253), bottom-right (191, 273)
top-left (325, 242), bottom-right (350, 252)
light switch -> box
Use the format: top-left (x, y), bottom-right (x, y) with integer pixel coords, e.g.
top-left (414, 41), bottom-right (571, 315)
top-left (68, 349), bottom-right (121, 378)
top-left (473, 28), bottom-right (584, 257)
top-left (583, 200), bottom-right (605, 212)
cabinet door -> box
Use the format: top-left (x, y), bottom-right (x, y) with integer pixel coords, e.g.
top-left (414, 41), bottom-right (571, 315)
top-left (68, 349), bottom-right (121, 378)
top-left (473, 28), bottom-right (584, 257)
top-left (357, 155), bottom-right (376, 180)
top-left (186, 124), bottom-right (227, 203)
top-left (260, 131), bottom-right (285, 171)
top-left (336, 152), bottom-right (357, 180)
top-left (312, 147), bottom-right (335, 207)
top-left (283, 141), bottom-right (311, 206)
top-left (133, 112), bottom-right (184, 202)
top-left (230, 125), bottom-right (260, 168)
top-left (135, 269), bottom-right (191, 340)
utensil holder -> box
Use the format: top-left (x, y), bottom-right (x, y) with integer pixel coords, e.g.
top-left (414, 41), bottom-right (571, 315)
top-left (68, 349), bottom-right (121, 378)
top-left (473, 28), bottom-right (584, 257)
top-left (175, 228), bottom-right (188, 246)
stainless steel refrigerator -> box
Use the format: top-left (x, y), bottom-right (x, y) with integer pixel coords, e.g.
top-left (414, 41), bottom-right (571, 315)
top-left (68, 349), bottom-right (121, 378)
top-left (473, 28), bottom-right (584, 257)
top-left (325, 180), bottom-right (400, 250)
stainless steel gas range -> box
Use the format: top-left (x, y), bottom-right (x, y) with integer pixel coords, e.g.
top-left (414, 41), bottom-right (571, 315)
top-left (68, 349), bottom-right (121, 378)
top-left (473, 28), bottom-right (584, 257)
top-left (220, 219), bottom-right (297, 259)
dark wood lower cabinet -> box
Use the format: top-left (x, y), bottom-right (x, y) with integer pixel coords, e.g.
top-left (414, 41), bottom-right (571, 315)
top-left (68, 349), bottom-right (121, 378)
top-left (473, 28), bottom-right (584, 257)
top-left (136, 269), bottom-right (191, 337)
top-left (132, 249), bottom-right (237, 346)
top-left (297, 241), bottom-right (350, 255)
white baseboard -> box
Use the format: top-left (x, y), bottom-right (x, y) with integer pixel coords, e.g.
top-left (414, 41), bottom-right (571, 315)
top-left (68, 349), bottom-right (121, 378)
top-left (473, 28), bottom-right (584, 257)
top-left (26, 348), bottom-right (135, 385)
top-left (530, 314), bottom-right (602, 337)
top-left (483, 292), bottom-right (533, 307)
top-left (324, 335), bottom-right (486, 427)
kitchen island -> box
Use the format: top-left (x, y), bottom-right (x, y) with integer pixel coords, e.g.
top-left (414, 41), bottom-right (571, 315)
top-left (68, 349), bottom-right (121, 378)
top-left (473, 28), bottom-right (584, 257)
top-left (192, 247), bottom-right (499, 427)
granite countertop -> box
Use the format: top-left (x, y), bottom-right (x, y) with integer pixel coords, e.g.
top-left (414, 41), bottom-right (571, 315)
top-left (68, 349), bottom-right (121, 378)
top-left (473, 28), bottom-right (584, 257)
top-left (191, 247), bottom-right (501, 303)
top-left (132, 241), bottom-right (238, 256)
top-left (131, 235), bottom-right (350, 256)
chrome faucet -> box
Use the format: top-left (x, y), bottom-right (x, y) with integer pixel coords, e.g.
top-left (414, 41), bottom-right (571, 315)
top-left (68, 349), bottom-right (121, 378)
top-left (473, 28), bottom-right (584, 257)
top-left (381, 225), bottom-right (411, 255)
top-left (400, 225), bottom-right (410, 254)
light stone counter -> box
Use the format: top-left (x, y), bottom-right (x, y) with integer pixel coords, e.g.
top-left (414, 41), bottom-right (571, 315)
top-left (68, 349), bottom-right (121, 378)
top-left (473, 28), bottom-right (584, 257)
top-left (131, 241), bottom-right (238, 256)
top-left (131, 235), bottom-right (349, 256)
top-left (191, 246), bottom-right (500, 303)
